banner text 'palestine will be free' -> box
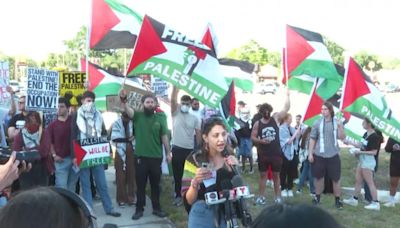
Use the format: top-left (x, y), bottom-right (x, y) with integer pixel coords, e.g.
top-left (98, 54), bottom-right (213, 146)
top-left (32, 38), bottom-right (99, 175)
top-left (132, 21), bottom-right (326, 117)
top-left (127, 16), bottom-right (228, 108)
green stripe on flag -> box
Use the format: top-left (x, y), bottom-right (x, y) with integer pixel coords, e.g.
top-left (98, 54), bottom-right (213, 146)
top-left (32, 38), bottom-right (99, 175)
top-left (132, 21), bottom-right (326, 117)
top-left (288, 76), bottom-right (313, 94)
top-left (291, 59), bottom-right (341, 81)
top-left (105, 0), bottom-right (143, 22)
top-left (225, 77), bottom-right (254, 92)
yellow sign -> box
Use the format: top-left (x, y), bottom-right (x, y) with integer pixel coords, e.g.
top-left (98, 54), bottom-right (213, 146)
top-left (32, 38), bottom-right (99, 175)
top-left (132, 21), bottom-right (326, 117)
top-left (59, 72), bottom-right (87, 105)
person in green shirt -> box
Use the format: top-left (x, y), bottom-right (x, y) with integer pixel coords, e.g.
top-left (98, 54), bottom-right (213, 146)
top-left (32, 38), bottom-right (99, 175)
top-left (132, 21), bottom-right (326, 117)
top-left (119, 90), bottom-right (171, 220)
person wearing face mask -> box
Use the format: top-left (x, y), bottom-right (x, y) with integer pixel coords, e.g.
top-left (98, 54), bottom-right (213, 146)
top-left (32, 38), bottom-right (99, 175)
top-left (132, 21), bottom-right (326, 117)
top-left (71, 91), bottom-right (121, 217)
top-left (251, 89), bottom-right (291, 205)
top-left (12, 111), bottom-right (51, 189)
top-left (170, 86), bottom-right (201, 207)
top-left (119, 89), bottom-right (171, 220)
top-left (235, 107), bottom-right (254, 174)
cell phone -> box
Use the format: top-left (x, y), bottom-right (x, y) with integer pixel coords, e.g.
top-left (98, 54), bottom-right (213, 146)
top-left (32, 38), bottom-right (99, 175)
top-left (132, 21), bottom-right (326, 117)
top-left (0, 149), bottom-right (41, 164)
top-left (201, 162), bottom-right (209, 168)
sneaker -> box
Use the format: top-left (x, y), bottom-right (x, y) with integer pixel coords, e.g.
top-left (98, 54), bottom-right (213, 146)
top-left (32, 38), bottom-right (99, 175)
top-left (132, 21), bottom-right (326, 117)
top-left (248, 168), bottom-right (254, 174)
top-left (132, 211), bottom-right (143, 220)
top-left (364, 202), bottom-right (380, 211)
top-left (312, 197), bottom-right (320, 205)
top-left (281, 189), bottom-right (288, 197)
top-left (118, 202), bottom-right (126, 208)
top-left (254, 196), bottom-right (266, 205)
top-left (275, 197), bottom-right (283, 204)
top-left (173, 197), bottom-right (183, 206)
top-left (335, 201), bottom-right (344, 210)
top-left (384, 201), bottom-right (395, 207)
top-left (287, 190), bottom-right (294, 197)
top-left (296, 189), bottom-right (302, 195)
top-left (343, 197), bottom-right (358, 207)
top-left (153, 210), bottom-right (168, 218)
top-left (106, 211), bottom-right (121, 217)
top-left (266, 180), bottom-right (273, 187)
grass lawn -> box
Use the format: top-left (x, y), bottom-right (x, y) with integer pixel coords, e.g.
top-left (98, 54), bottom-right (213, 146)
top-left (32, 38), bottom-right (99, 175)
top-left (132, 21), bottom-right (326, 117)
top-left (157, 149), bottom-right (400, 228)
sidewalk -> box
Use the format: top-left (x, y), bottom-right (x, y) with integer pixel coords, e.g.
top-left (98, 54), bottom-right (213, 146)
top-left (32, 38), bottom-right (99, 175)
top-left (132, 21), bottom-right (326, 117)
top-left (93, 167), bottom-right (176, 228)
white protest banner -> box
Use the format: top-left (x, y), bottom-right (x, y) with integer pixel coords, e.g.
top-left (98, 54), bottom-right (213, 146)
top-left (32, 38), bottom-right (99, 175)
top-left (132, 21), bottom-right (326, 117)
top-left (151, 77), bottom-right (169, 98)
top-left (73, 137), bottom-right (111, 168)
top-left (0, 61), bottom-right (11, 108)
top-left (26, 67), bottom-right (59, 112)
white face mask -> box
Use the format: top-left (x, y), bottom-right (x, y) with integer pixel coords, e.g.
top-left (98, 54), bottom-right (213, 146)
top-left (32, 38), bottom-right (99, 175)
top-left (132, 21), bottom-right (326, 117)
top-left (82, 102), bottom-right (95, 113)
top-left (180, 105), bottom-right (190, 113)
top-left (240, 114), bottom-right (250, 122)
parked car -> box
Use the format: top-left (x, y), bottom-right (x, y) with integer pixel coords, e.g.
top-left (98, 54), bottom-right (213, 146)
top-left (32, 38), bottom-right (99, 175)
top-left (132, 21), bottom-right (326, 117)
top-left (256, 83), bottom-right (276, 95)
top-left (385, 83), bottom-right (400, 93)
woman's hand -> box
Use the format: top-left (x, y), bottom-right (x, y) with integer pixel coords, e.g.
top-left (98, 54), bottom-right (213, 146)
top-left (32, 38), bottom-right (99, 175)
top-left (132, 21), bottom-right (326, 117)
top-left (224, 155), bottom-right (239, 167)
top-left (193, 167), bottom-right (212, 185)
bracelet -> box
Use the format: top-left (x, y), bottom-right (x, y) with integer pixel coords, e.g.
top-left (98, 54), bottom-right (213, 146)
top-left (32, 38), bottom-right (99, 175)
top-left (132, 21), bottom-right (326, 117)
top-left (191, 179), bottom-right (200, 190)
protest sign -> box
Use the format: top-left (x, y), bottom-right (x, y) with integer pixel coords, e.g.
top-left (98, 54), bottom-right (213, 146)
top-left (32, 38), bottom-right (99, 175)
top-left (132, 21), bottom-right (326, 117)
top-left (43, 111), bottom-right (58, 128)
top-left (106, 84), bottom-right (150, 112)
top-left (151, 77), bottom-right (169, 98)
top-left (26, 67), bottom-right (59, 112)
top-left (0, 61), bottom-right (11, 108)
top-left (59, 72), bottom-right (86, 105)
top-left (73, 137), bottom-right (111, 168)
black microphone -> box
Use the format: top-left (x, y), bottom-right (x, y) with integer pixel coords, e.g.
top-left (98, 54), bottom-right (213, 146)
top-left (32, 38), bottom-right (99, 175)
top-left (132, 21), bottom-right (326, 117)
top-left (222, 148), bottom-right (240, 176)
top-left (231, 175), bottom-right (253, 227)
top-left (221, 180), bottom-right (239, 228)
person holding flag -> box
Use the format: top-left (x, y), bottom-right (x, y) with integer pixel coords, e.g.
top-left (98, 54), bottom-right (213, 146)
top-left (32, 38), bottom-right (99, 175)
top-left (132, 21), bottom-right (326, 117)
top-left (308, 102), bottom-right (345, 209)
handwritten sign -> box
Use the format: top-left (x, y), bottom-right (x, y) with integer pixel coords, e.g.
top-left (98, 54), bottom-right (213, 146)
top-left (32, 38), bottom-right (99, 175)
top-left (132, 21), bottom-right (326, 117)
top-left (106, 84), bottom-right (150, 112)
top-left (73, 137), bottom-right (111, 168)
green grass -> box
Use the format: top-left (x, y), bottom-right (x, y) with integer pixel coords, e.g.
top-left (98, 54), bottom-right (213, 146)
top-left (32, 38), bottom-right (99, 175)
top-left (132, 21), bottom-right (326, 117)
top-left (157, 150), bottom-right (400, 228)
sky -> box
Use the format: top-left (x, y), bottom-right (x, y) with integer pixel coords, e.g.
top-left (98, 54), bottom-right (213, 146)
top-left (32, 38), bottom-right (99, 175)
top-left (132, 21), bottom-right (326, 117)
top-left (0, 0), bottom-right (399, 61)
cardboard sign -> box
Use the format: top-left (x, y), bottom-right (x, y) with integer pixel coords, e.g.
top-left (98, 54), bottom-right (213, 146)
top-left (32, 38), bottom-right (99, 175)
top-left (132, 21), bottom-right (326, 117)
top-left (0, 61), bottom-right (10, 108)
top-left (106, 84), bottom-right (150, 112)
top-left (26, 67), bottom-right (59, 112)
top-left (73, 137), bottom-right (111, 168)
top-left (59, 72), bottom-right (86, 106)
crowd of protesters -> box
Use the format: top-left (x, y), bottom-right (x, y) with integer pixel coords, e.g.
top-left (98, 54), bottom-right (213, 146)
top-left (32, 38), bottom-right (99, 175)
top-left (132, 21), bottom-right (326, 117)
top-left (0, 84), bottom-right (400, 228)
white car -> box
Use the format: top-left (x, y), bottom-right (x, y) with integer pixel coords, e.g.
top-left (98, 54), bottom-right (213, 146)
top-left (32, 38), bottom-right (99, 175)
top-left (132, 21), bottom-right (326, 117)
top-left (256, 83), bottom-right (276, 95)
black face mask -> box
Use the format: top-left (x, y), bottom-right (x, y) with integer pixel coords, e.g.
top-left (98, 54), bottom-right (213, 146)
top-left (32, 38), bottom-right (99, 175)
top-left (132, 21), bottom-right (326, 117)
top-left (144, 107), bottom-right (155, 116)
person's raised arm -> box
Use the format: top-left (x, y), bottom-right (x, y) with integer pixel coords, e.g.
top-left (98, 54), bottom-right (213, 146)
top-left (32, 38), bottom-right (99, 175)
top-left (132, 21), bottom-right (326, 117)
top-left (171, 86), bottom-right (179, 115)
top-left (6, 86), bottom-right (16, 117)
top-left (274, 89), bottom-right (290, 123)
top-left (119, 89), bottom-right (134, 118)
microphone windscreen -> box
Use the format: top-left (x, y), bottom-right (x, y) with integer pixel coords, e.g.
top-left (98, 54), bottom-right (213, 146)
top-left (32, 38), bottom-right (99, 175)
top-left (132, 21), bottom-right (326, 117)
top-left (231, 175), bottom-right (244, 187)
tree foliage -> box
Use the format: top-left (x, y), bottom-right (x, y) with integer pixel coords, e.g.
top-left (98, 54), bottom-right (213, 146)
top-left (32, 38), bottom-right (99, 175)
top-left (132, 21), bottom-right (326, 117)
top-left (324, 37), bottom-right (345, 66)
top-left (226, 40), bottom-right (281, 67)
top-left (354, 50), bottom-right (382, 71)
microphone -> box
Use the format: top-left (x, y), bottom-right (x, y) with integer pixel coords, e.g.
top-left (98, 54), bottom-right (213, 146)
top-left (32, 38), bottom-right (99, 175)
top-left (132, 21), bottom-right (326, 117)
top-left (222, 148), bottom-right (240, 175)
top-left (231, 175), bottom-right (253, 227)
top-left (221, 180), bottom-right (239, 228)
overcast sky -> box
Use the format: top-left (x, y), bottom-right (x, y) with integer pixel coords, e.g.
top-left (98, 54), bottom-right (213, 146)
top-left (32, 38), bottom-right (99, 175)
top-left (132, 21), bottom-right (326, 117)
top-left (0, 0), bottom-right (398, 61)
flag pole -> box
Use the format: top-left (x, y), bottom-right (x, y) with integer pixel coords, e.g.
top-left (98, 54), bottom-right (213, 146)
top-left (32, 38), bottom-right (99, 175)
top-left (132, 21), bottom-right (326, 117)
top-left (339, 55), bottom-right (351, 111)
top-left (85, 0), bottom-right (93, 90)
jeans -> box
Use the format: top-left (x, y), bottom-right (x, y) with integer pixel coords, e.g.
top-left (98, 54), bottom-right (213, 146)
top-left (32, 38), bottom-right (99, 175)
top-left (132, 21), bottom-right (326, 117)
top-left (55, 156), bottom-right (79, 192)
top-left (80, 165), bottom-right (114, 213)
top-left (298, 160), bottom-right (315, 193)
top-left (188, 201), bottom-right (227, 228)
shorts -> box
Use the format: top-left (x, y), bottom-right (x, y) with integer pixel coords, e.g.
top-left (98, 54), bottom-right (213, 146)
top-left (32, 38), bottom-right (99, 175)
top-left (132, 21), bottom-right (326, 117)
top-left (237, 137), bottom-right (253, 157)
top-left (311, 155), bottom-right (341, 182)
top-left (390, 154), bottom-right (400, 177)
top-left (358, 154), bottom-right (376, 171)
top-left (257, 153), bottom-right (282, 173)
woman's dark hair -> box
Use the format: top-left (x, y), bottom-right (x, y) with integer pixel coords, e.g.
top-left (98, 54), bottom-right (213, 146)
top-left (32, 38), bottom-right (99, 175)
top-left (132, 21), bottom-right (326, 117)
top-left (201, 118), bottom-right (233, 158)
top-left (25, 111), bottom-right (42, 126)
top-left (300, 127), bottom-right (312, 149)
top-left (323, 101), bottom-right (335, 118)
top-left (0, 187), bottom-right (87, 228)
top-left (251, 203), bottom-right (342, 228)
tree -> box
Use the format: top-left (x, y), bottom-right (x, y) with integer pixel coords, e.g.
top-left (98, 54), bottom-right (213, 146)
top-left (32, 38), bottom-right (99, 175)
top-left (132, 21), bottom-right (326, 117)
top-left (225, 40), bottom-right (281, 68)
top-left (354, 50), bottom-right (383, 72)
top-left (324, 37), bottom-right (345, 66)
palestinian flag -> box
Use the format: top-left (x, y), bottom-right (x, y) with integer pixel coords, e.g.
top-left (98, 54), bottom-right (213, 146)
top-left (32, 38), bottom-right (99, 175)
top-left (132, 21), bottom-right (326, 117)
top-left (73, 137), bottom-right (111, 168)
top-left (285, 25), bottom-right (342, 100)
top-left (81, 59), bottom-right (145, 111)
top-left (219, 58), bottom-right (255, 92)
top-left (302, 79), bottom-right (324, 127)
top-left (341, 57), bottom-right (400, 142)
top-left (126, 15), bottom-right (228, 108)
top-left (219, 81), bottom-right (237, 130)
top-left (89, 0), bottom-right (142, 50)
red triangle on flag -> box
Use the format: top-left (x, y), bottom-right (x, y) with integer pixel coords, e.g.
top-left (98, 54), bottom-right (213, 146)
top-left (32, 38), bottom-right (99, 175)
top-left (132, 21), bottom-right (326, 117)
top-left (80, 59), bottom-right (105, 91)
top-left (303, 85), bottom-right (324, 122)
top-left (90, 0), bottom-right (120, 49)
top-left (73, 140), bottom-right (87, 167)
top-left (228, 81), bottom-right (236, 116)
top-left (342, 57), bottom-right (371, 110)
top-left (286, 25), bottom-right (315, 74)
top-left (126, 15), bottom-right (167, 75)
